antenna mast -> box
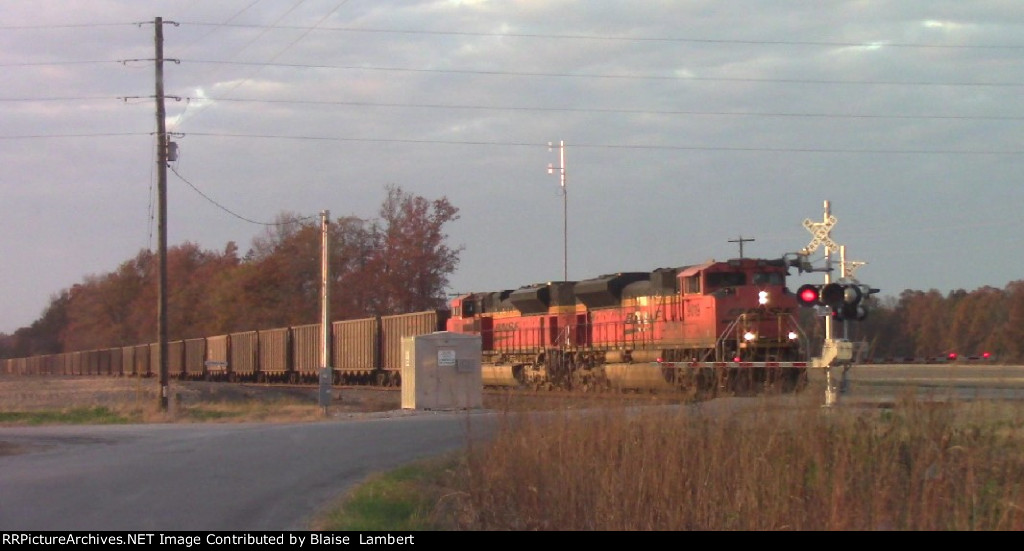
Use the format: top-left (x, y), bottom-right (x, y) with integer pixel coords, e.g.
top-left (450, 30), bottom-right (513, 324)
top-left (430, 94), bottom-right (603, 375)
top-left (548, 140), bottom-right (567, 281)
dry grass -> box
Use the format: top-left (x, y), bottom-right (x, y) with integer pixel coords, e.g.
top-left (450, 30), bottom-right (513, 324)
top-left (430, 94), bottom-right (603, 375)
top-left (446, 393), bottom-right (1024, 530)
top-left (0, 375), bottom-right (401, 426)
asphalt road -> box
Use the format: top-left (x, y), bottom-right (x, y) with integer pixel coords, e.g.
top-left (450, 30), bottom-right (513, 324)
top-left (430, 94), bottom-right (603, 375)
top-left (0, 410), bottom-right (498, 531)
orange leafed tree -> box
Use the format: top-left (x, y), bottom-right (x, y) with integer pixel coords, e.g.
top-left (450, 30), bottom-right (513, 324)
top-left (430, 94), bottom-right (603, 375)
top-left (39, 186), bottom-right (462, 352)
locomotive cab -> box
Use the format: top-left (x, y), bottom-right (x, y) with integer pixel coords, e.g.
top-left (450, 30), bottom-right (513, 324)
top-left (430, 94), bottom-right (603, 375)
top-left (680, 258), bottom-right (803, 363)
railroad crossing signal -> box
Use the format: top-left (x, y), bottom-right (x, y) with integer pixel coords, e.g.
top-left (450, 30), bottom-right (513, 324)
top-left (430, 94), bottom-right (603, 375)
top-left (797, 282), bottom-right (879, 321)
top-left (843, 260), bottom-right (866, 280)
top-left (801, 214), bottom-right (838, 255)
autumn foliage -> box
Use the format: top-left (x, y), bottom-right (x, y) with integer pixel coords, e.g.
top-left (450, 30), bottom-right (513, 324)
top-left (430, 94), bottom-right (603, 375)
top-left (1, 185), bottom-right (461, 356)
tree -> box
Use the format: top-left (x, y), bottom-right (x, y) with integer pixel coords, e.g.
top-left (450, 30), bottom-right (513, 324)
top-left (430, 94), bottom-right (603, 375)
top-left (949, 286), bottom-right (1005, 357)
top-left (1001, 280), bottom-right (1024, 361)
top-left (5, 185), bottom-right (463, 353)
top-left (364, 184), bottom-right (462, 314)
top-left (3, 290), bottom-right (70, 357)
top-left (894, 289), bottom-right (948, 357)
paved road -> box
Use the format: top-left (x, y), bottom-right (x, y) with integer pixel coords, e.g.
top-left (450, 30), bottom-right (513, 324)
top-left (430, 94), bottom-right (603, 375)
top-left (0, 410), bottom-right (498, 531)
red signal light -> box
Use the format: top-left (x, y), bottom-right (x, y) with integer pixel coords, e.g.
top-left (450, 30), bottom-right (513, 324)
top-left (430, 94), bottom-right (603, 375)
top-left (948, 352), bottom-right (958, 360)
top-left (796, 284), bottom-right (820, 306)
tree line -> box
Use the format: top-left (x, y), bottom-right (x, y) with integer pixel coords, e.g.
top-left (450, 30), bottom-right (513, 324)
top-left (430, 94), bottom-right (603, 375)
top-left (0, 185), bottom-right (461, 358)
top-left (2, 186), bottom-right (1022, 363)
top-left (846, 283), bottom-right (1024, 362)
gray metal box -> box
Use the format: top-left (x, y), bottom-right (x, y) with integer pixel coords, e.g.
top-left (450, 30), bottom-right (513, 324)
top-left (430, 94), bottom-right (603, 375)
top-left (401, 332), bottom-right (482, 410)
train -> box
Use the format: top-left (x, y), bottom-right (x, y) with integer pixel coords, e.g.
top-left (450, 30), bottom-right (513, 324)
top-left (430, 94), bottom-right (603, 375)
top-left (448, 256), bottom-right (809, 394)
top-left (1, 255), bottom-right (812, 395)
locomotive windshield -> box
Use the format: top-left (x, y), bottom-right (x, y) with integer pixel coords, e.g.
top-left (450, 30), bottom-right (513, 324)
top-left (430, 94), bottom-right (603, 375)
top-left (752, 272), bottom-right (784, 286)
top-left (705, 272), bottom-right (746, 289)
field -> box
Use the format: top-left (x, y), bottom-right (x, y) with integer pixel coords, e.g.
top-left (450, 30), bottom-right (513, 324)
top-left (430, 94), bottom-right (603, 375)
top-left (0, 374), bottom-right (691, 430)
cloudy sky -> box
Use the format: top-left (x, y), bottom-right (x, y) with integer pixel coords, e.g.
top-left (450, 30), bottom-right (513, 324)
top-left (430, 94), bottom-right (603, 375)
top-left (2, 1), bottom-right (1022, 334)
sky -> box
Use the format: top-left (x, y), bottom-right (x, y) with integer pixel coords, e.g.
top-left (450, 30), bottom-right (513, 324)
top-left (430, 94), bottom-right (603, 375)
top-left (2, 1), bottom-right (1022, 334)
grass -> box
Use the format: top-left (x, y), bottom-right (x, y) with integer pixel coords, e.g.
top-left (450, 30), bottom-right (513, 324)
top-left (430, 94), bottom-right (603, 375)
top-left (0, 406), bottom-right (131, 425)
top-left (311, 456), bottom-right (463, 531)
top-left (0, 377), bottom-right (353, 426)
top-left (317, 392), bottom-right (1024, 531)
top-left (446, 394), bottom-right (1024, 530)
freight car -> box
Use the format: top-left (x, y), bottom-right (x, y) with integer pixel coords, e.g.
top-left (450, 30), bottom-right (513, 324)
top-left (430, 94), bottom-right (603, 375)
top-left (446, 257), bottom-right (810, 394)
top-left (0, 310), bottom-right (449, 387)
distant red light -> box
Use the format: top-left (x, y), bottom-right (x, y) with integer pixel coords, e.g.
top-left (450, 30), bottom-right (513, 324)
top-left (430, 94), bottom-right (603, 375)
top-left (982, 352), bottom-right (991, 359)
top-left (948, 352), bottom-right (958, 360)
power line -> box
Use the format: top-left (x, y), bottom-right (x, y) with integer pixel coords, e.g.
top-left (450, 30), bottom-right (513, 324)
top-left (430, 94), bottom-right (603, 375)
top-left (0, 60), bottom-right (120, 67)
top-left (177, 59), bottom-right (1024, 87)
top-left (173, 23), bottom-right (1024, 50)
top-left (3, 130), bottom-right (1019, 155)
top-left (6, 55), bottom-right (1023, 88)
top-left (0, 96), bottom-right (123, 102)
top-left (4, 94), bottom-right (1022, 125)
top-left (178, 132), bottom-right (1024, 155)
top-left (168, 0), bottom-right (353, 132)
top-left (7, 21), bottom-right (1022, 51)
top-left (180, 97), bottom-right (1024, 122)
top-left (0, 132), bottom-right (146, 139)
top-left (169, 164), bottom-right (316, 226)
top-left (0, 23), bottom-right (135, 30)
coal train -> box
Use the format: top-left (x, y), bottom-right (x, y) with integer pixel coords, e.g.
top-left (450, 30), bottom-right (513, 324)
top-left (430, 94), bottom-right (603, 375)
top-left (1, 256), bottom-right (811, 395)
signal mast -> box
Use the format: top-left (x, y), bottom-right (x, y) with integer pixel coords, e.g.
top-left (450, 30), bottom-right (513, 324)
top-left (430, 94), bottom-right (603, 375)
top-left (794, 200), bottom-right (879, 407)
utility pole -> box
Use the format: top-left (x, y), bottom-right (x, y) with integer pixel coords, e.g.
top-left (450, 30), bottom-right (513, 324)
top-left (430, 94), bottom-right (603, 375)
top-left (729, 235), bottom-right (755, 259)
top-left (548, 140), bottom-right (567, 281)
top-left (318, 210), bottom-right (333, 416)
top-left (154, 16), bottom-right (170, 412)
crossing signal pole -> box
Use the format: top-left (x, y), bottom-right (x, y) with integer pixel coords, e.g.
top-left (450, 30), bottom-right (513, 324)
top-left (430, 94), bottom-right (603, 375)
top-left (797, 200), bottom-right (879, 407)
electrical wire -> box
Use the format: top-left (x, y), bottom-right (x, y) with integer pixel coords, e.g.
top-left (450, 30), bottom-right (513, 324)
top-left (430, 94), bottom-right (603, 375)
top-left (169, 163), bottom-right (315, 226)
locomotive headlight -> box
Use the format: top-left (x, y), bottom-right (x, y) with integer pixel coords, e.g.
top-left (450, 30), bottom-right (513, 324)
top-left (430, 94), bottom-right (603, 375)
top-left (743, 331), bottom-right (757, 341)
top-left (788, 331), bottom-right (799, 341)
top-left (757, 291), bottom-right (769, 305)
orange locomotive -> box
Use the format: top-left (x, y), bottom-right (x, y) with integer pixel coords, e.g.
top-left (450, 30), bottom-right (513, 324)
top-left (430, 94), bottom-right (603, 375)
top-left (446, 257), bottom-right (810, 394)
